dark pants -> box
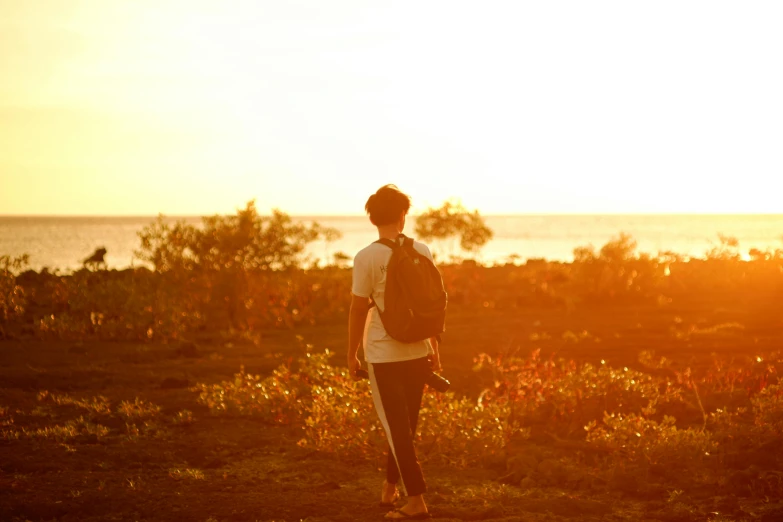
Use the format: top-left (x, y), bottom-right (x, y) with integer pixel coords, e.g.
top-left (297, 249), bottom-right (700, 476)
top-left (369, 356), bottom-right (429, 496)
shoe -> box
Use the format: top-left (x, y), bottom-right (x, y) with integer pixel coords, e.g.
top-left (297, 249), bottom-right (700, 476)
top-left (384, 508), bottom-right (431, 520)
top-left (379, 490), bottom-right (400, 508)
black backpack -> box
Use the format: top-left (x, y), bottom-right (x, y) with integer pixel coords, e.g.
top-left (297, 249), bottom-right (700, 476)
top-left (371, 235), bottom-right (447, 343)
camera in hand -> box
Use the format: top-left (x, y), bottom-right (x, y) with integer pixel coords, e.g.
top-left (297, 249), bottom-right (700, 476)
top-left (425, 371), bottom-right (450, 392)
top-left (353, 367), bottom-right (449, 392)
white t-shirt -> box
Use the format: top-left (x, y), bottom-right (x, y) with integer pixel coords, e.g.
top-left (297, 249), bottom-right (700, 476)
top-left (352, 239), bottom-right (434, 364)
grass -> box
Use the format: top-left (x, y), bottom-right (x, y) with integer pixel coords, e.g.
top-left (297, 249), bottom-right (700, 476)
top-left (37, 391), bottom-right (112, 415)
top-left (168, 468), bottom-right (206, 480)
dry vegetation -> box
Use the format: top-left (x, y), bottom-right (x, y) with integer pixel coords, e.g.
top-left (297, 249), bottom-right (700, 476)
top-left (2, 206), bottom-right (783, 521)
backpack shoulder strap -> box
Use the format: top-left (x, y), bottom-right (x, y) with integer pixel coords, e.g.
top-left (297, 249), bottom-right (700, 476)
top-left (375, 233), bottom-right (412, 250)
top-left (369, 235), bottom-right (402, 309)
top-left (374, 238), bottom-right (399, 250)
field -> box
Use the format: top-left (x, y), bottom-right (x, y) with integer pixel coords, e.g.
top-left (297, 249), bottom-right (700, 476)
top-left (2, 213), bottom-right (783, 522)
top-left (2, 294), bottom-right (783, 522)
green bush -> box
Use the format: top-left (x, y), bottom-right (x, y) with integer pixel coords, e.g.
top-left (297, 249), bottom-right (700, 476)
top-left (418, 391), bottom-right (517, 467)
top-left (586, 413), bottom-right (716, 470)
top-left (195, 350), bottom-right (517, 466)
top-left (473, 349), bottom-right (684, 437)
top-left (0, 254), bottom-right (28, 337)
top-left (194, 349), bottom-right (739, 475)
top-left (711, 382), bottom-right (783, 448)
top-left (752, 384), bottom-right (783, 435)
top-left (200, 348), bottom-right (783, 484)
top-left (302, 378), bottom-right (384, 458)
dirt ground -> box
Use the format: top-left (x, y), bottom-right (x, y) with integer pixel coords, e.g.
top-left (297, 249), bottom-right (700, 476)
top-left (1, 303), bottom-right (782, 521)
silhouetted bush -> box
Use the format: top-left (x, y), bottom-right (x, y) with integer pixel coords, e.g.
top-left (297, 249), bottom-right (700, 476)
top-left (570, 233), bottom-right (667, 304)
top-left (19, 203), bottom-right (349, 341)
top-left (133, 201), bottom-right (344, 332)
top-left (4, 228), bottom-right (783, 340)
top-left (0, 255), bottom-right (28, 338)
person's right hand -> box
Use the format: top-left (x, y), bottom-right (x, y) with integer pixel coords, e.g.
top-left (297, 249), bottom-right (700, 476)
top-left (429, 351), bottom-right (442, 373)
top-left (348, 354), bottom-right (362, 381)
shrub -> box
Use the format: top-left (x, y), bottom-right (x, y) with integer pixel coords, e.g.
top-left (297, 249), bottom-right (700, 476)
top-left (473, 349), bottom-right (684, 437)
top-left (195, 350), bottom-right (516, 466)
top-left (135, 201), bottom-right (328, 273)
top-left (11, 203), bottom-right (350, 342)
top-left (301, 379), bottom-right (384, 458)
top-left (418, 391), bottom-right (517, 467)
top-left (193, 347), bottom-right (783, 494)
top-left (133, 201), bottom-right (342, 333)
top-left (752, 384), bottom-right (783, 436)
top-left (0, 254), bottom-right (28, 337)
top-left (195, 351), bottom-right (387, 457)
top-left (570, 234), bottom-right (667, 304)
top-left (586, 413), bottom-right (716, 470)
top-left (195, 351), bottom-right (346, 424)
top-left (34, 269), bottom-right (171, 341)
top-left (195, 364), bottom-right (306, 424)
top-left (7, 227), bottom-right (783, 341)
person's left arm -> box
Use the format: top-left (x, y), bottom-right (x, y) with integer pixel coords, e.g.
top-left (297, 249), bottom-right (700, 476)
top-left (428, 336), bottom-right (441, 372)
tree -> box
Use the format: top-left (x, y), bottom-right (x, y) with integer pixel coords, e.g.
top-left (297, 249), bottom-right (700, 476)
top-left (414, 200), bottom-right (493, 257)
top-left (135, 201), bottom-right (339, 272)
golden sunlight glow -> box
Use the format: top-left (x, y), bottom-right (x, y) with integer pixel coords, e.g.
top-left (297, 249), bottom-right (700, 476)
top-left (1, 1), bottom-right (782, 215)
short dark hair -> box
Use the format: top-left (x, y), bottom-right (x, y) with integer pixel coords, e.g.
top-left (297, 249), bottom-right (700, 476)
top-left (365, 184), bottom-right (411, 226)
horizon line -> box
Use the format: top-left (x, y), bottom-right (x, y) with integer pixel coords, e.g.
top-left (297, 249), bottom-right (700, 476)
top-left (3, 212), bottom-right (783, 218)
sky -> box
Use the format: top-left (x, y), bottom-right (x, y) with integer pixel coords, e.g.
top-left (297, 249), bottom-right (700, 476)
top-left (1, 1), bottom-right (782, 216)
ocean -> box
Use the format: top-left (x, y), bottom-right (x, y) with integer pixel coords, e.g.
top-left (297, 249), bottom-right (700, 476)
top-left (1, 215), bottom-right (782, 271)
